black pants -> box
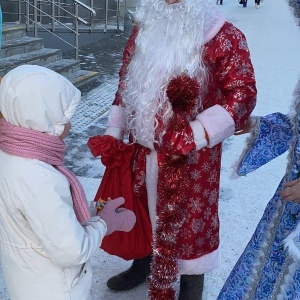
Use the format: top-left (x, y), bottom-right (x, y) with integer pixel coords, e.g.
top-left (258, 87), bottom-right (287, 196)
top-left (255, 0), bottom-right (260, 4)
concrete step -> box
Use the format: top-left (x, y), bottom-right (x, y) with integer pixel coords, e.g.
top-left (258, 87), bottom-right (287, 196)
top-left (65, 69), bottom-right (100, 88)
top-left (0, 48), bottom-right (62, 77)
top-left (1, 36), bottom-right (44, 58)
top-left (44, 59), bottom-right (81, 76)
top-left (2, 23), bottom-right (26, 42)
top-left (1, 23), bottom-right (99, 88)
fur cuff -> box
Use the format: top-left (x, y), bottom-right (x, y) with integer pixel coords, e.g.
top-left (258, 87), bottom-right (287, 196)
top-left (196, 105), bottom-right (235, 148)
top-left (104, 127), bottom-right (124, 140)
top-left (106, 105), bottom-right (126, 129)
top-left (284, 222), bottom-right (300, 260)
top-left (190, 120), bottom-right (208, 150)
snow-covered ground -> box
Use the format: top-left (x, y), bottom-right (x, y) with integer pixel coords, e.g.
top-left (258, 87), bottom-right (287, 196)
top-left (1, 0), bottom-right (300, 299)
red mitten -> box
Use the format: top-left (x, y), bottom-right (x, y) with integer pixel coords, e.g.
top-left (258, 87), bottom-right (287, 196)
top-left (98, 197), bottom-right (136, 235)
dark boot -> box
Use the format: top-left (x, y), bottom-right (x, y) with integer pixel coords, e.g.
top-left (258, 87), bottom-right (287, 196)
top-left (178, 274), bottom-right (204, 300)
top-left (107, 255), bottom-right (152, 291)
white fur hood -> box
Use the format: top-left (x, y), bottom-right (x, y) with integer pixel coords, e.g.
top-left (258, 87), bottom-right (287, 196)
top-left (0, 65), bottom-right (81, 136)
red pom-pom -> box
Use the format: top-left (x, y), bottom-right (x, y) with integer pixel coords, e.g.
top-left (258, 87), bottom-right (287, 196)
top-left (166, 74), bottom-right (200, 114)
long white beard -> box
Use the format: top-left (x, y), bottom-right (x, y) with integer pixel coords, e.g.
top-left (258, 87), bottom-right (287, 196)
top-left (122, 0), bottom-right (223, 144)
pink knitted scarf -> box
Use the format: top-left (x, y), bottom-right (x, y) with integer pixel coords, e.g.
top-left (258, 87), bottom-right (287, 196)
top-left (0, 118), bottom-right (90, 224)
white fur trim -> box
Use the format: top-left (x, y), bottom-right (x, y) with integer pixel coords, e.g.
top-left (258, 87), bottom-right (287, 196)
top-left (179, 248), bottom-right (221, 275)
top-left (204, 13), bottom-right (226, 44)
top-left (145, 149), bottom-right (220, 274)
top-left (104, 127), bottom-right (124, 140)
top-left (146, 151), bottom-right (158, 232)
top-left (283, 222), bottom-right (300, 260)
top-left (189, 120), bottom-right (208, 150)
top-left (106, 105), bottom-right (126, 129)
top-left (196, 105), bottom-right (235, 148)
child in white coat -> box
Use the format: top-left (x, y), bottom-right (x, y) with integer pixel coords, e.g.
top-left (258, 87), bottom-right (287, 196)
top-left (0, 64), bottom-right (136, 300)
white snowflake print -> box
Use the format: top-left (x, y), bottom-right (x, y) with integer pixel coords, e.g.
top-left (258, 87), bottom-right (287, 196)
top-left (208, 189), bottom-right (218, 205)
top-left (204, 207), bottom-right (212, 220)
top-left (182, 132), bottom-right (194, 145)
top-left (190, 170), bottom-right (201, 180)
top-left (234, 92), bottom-right (247, 102)
top-left (233, 102), bottom-right (248, 120)
top-left (216, 31), bottom-right (226, 43)
top-left (188, 197), bottom-right (204, 213)
top-left (180, 244), bottom-right (194, 258)
top-left (191, 218), bottom-right (205, 234)
top-left (192, 183), bottom-right (202, 194)
top-left (238, 38), bottom-right (249, 51)
top-left (181, 228), bottom-right (192, 239)
top-left (231, 52), bottom-right (241, 67)
top-left (220, 39), bottom-right (232, 52)
top-left (237, 62), bottom-right (253, 77)
top-left (137, 171), bottom-right (146, 186)
top-left (211, 215), bottom-right (219, 230)
top-left (209, 148), bottom-right (219, 163)
top-left (207, 170), bottom-right (218, 185)
top-left (201, 162), bottom-right (211, 172)
top-left (209, 236), bottom-right (219, 248)
top-left (196, 237), bottom-right (205, 247)
top-left (205, 228), bottom-right (213, 239)
top-left (203, 189), bottom-right (210, 198)
top-left (188, 151), bottom-right (200, 165)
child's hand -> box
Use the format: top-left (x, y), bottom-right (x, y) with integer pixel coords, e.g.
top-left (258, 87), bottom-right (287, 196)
top-left (279, 179), bottom-right (300, 203)
top-left (98, 197), bottom-right (136, 235)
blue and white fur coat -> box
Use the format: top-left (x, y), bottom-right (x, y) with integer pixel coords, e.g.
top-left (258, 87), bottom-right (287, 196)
top-left (218, 80), bottom-right (300, 299)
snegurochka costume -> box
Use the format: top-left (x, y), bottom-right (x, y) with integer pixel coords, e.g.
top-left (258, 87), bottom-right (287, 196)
top-left (218, 80), bottom-right (300, 299)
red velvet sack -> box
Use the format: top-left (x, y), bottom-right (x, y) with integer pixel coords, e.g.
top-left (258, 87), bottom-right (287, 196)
top-left (87, 135), bottom-right (152, 260)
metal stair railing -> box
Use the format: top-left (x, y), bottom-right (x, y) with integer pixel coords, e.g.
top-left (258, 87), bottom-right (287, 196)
top-left (2, 0), bottom-right (124, 59)
top-left (24, 0), bottom-right (96, 60)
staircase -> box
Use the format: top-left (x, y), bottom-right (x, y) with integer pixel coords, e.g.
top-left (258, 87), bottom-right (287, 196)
top-left (0, 23), bottom-right (99, 88)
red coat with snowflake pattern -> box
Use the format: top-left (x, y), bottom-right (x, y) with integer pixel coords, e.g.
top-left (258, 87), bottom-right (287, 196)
top-left (112, 21), bottom-right (257, 260)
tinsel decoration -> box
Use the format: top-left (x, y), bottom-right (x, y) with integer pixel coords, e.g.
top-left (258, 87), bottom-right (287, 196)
top-left (148, 74), bottom-right (200, 299)
top-left (166, 73), bottom-right (200, 115)
top-left (148, 154), bottom-right (189, 300)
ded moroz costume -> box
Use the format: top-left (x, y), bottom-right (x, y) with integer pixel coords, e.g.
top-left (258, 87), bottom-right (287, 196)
top-left (100, 0), bottom-right (257, 299)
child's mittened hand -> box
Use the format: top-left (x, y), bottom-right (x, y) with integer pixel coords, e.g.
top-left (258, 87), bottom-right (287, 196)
top-left (98, 197), bottom-right (136, 235)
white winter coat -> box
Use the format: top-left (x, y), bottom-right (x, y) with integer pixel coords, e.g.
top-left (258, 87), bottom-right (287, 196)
top-left (0, 65), bottom-right (108, 300)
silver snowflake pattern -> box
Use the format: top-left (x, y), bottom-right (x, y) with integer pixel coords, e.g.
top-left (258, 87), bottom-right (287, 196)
top-left (226, 26), bottom-right (243, 41)
top-left (234, 92), bottom-right (247, 102)
top-left (207, 169), bottom-right (218, 185)
top-left (238, 38), bottom-right (249, 51)
top-left (209, 236), bottom-right (219, 248)
top-left (181, 228), bottom-right (192, 240)
top-left (216, 31), bottom-right (226, 43)
top-left (220, 38), bottom-right (233, 52)
top-left (203, 189), bottom-right (210, 198)
top-left (237, 62), bottom-right (253, 77)
top-left (208, 189), bottom-right (218, 205)
top-left (204, 207), bottom-right (212, 220)
top-left (209, 148), bottom-right (219, 163)
top-left (182, 132), bottom-right (194, 145)
top-left (187, 197), bottom-right (204, 213)
top-left (191, 218), bottom-right (205, 234)
top-left (187, 151), bottom-right (201, 165)
top-left (205, 228), bottom-right (213, 239)
top-left (230, 52), bottom-right (241, 67)
top-left (201, 162), bottom-right (211, 173)
top-left (190, 169), bottom-right (201, 180)
top-left (136, 171), bottom-right (146, 186)
top-left (196, 237), bottom-right (205, 247)
top-left (192, 183), bottom-right (202, 194)
top-left (211, 215), bottom-right (219, 230)
top-left (180, 244), bottom-right (194, 258)
top-left (233, 102), bottom-right (248, 120)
